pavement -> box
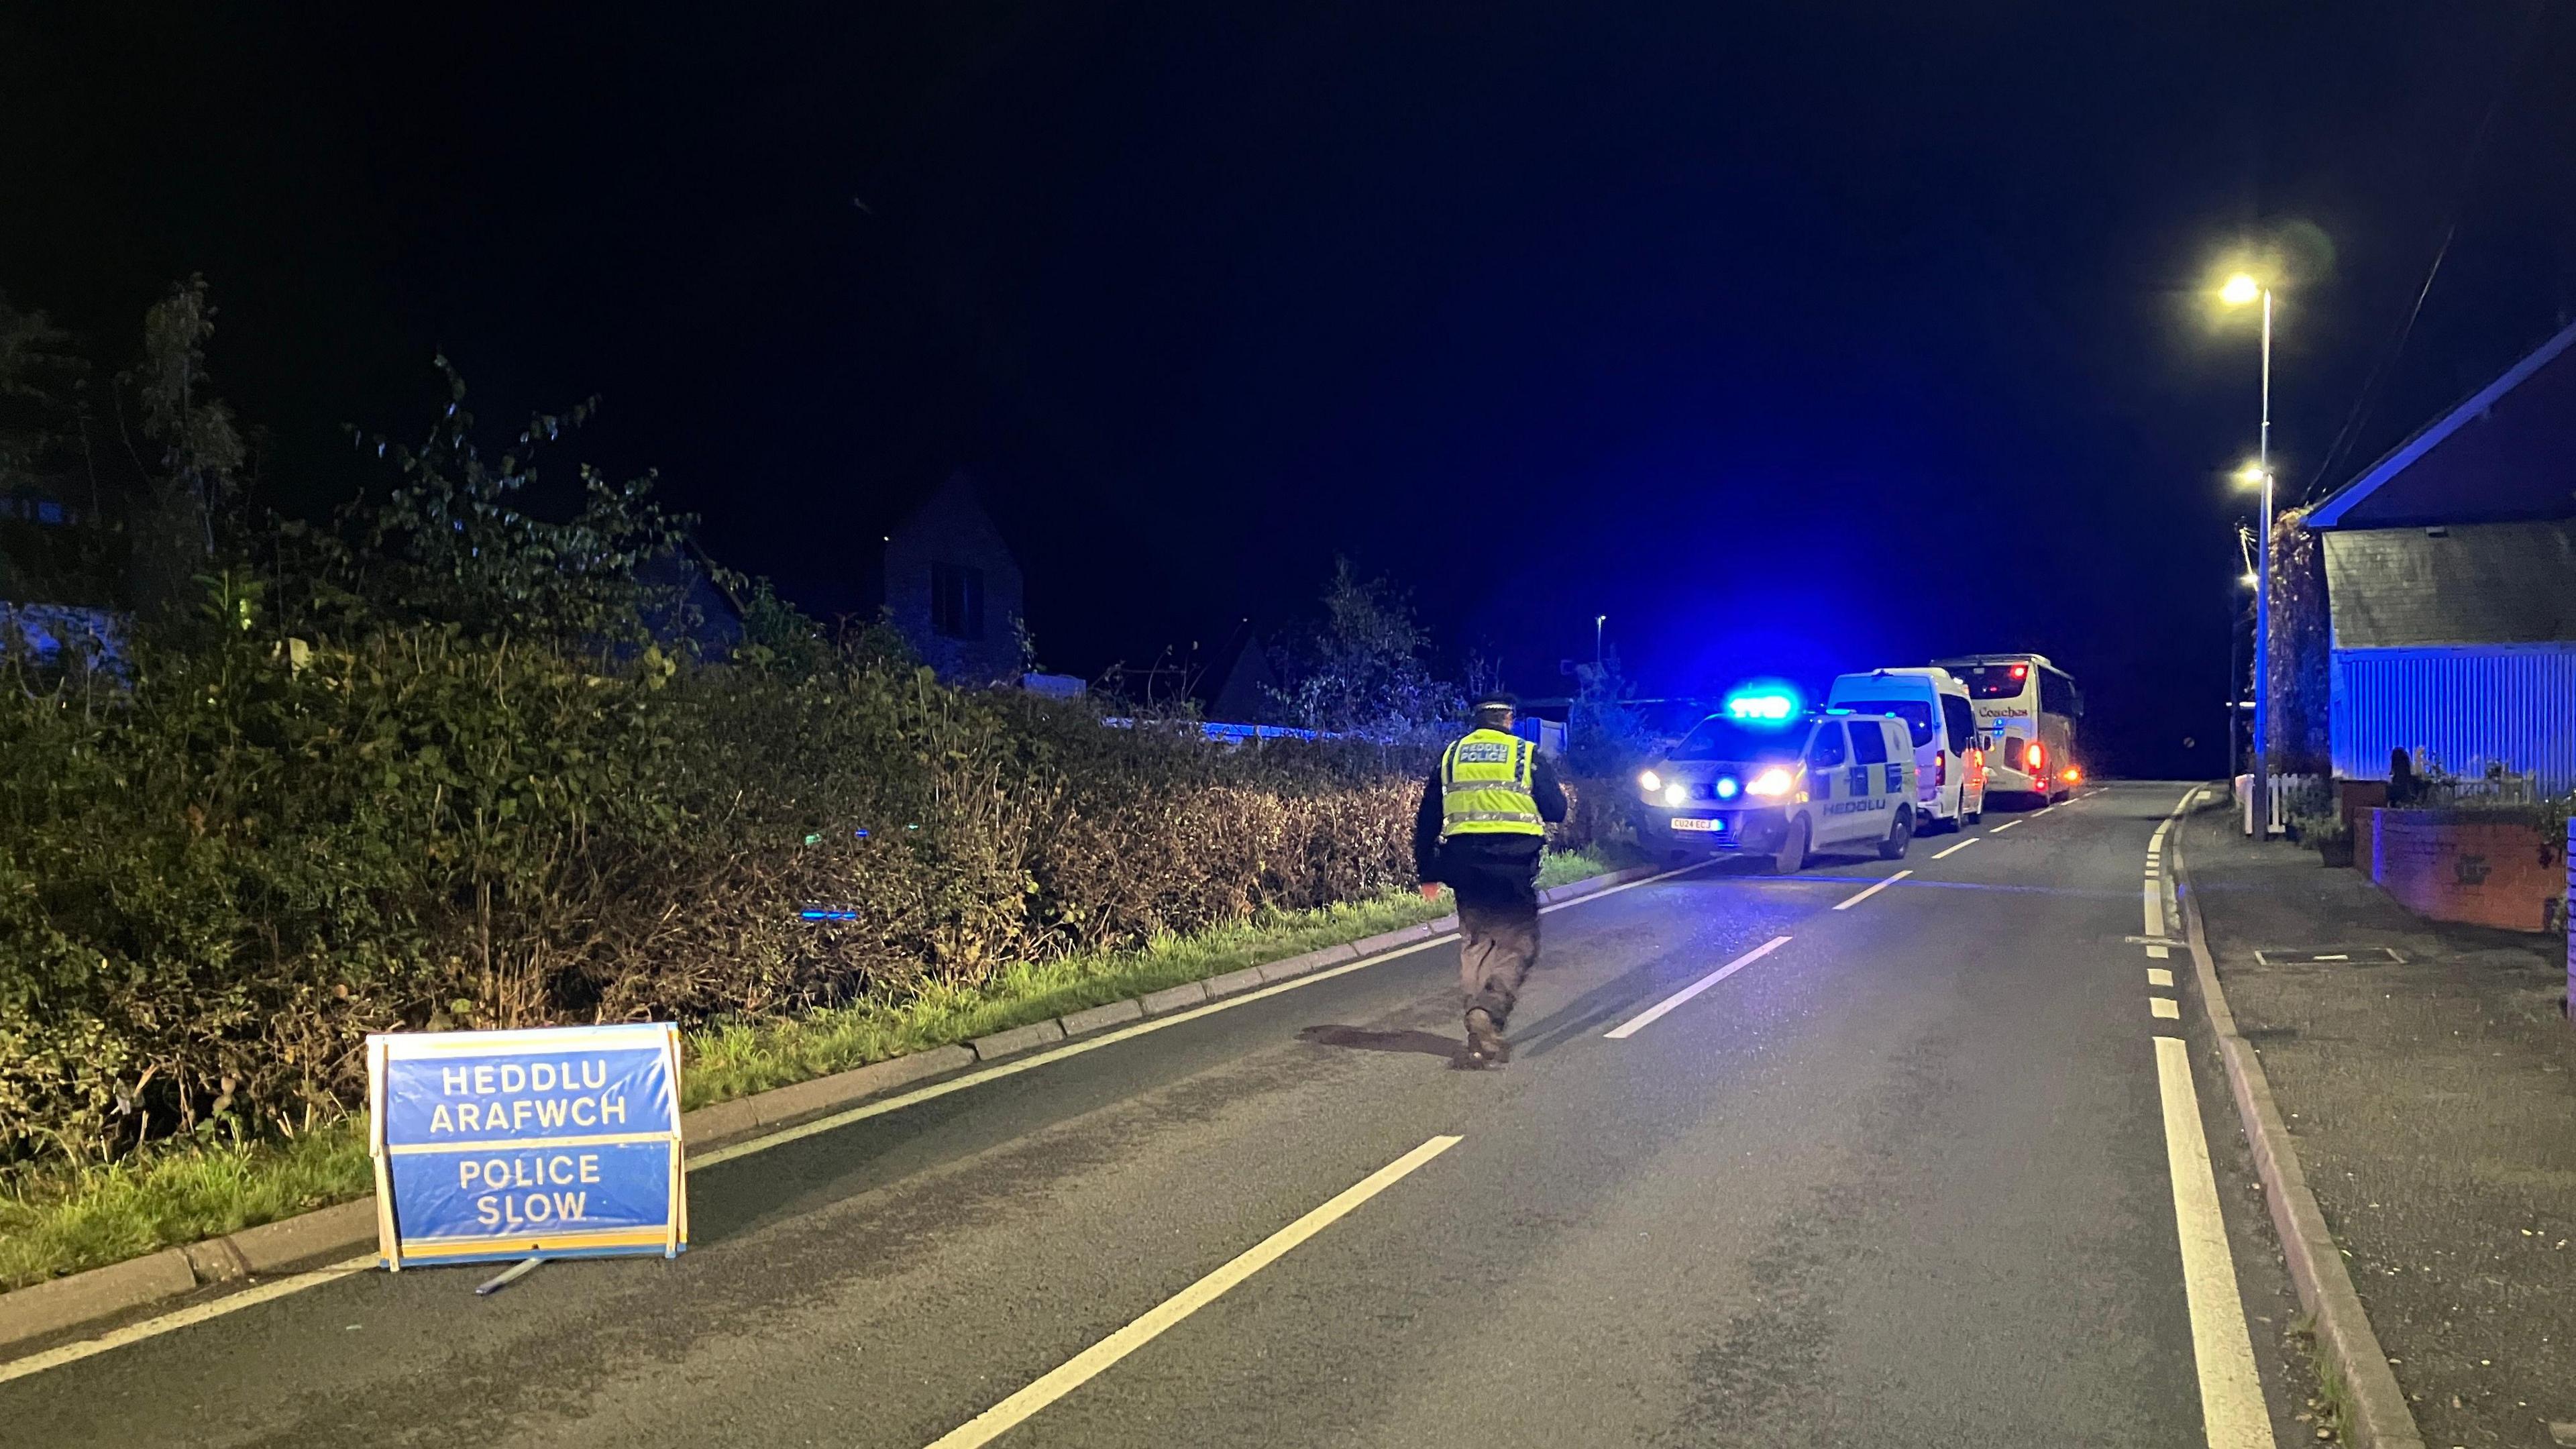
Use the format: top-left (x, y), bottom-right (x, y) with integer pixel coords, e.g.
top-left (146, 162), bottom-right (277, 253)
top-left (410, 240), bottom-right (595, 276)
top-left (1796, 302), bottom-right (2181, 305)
top-left (2, 782), bottom-right (2320, 1448)
top-left (2186, 807), bottom-right (2576, 1449)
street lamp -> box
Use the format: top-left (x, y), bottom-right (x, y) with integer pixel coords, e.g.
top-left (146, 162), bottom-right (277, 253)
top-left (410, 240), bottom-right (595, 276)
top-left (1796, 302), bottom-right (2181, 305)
top-left (1594, 614), bottom-right (1607, 674)
top-left (2222, 272), bottom-right (2275, 835)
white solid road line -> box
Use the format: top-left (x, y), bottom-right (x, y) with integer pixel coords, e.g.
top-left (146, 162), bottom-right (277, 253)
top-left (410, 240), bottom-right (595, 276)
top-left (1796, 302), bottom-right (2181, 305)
top-left (0, 859), bottom-right (1718, 1382)
top-left (922, 1134), bottom-right (1463, 1449)
top-left (1930, 837), bottom-right (1981, 860)
top-left (2151, 1036), bottom-right (2277, 1449)
top-left (1603, 935), bottom-right (1793, 1040)
top-left (0, 1256), bottom-right (378, 1387)
top-left (1830, 869), bottom-right (1913, 910)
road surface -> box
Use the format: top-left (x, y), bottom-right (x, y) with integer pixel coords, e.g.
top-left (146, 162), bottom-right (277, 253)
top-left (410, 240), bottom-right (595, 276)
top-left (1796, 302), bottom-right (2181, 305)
top-left (3, 782), bottom-right (2311, 1447)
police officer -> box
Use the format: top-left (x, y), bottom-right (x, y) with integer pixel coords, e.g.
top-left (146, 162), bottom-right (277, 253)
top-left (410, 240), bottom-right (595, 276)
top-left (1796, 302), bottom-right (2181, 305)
top-left (1413, 692), bottom-right (1567, 1067)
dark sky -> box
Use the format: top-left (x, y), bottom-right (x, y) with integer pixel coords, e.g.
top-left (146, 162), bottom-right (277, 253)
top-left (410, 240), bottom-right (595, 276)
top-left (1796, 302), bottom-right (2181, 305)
top-left (6, 2), bottom-right (2572, 775)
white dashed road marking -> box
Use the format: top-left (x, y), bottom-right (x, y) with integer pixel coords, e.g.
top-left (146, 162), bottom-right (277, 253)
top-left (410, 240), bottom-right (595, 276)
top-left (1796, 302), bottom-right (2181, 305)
top-left (1604, 935), bottom-right (1794, 1039)
top-left (924, 1134), bottom-right (1464, 1448)
top-left (1830, 870), bottom-right (1913, 911)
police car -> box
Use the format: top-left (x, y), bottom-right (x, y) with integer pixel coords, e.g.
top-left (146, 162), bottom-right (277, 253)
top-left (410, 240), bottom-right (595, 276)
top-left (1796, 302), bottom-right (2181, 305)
top-left (1635, 694), bottom-right (1919, 873)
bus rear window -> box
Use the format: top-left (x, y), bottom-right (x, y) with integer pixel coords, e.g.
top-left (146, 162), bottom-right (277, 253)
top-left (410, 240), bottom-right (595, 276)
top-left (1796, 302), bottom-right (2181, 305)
top-left (1837, 700), bottom-right (1933, 749)
top-left (1956, 665), bottom-right (2032, 700)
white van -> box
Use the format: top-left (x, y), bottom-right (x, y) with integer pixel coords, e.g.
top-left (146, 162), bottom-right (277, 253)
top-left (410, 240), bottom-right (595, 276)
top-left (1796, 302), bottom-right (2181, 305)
top-left (1636, 708), bottom-right (1919, 872)
top-left (1825, 668), bottom-right (1987, 832)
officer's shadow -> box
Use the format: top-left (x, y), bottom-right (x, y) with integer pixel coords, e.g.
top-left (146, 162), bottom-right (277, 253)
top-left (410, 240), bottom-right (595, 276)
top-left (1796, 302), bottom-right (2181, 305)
top-left (1296, 1024), bottom-right (1462, 1061)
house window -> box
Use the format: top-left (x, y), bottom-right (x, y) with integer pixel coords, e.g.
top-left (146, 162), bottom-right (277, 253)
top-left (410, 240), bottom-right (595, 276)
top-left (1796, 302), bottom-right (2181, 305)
top-left (930, 563), bottom-right (985, 640)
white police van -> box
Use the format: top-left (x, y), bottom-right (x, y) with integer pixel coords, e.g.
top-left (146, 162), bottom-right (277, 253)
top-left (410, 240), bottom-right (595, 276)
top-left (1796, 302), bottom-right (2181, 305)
top-left (1825, 667), bottom-right (1987, 832)
top-left (1636, 695), bottom-right (1919, 873)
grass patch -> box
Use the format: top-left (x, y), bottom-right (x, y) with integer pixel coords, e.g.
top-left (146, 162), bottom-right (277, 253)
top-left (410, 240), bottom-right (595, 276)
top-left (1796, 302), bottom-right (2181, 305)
top-left (2285, 1309), bottom-right (2355, 1442)
top-left (0, 1120), bottom-right (374, 1293)
top-left (0, 847), bottom-right (1638, 1292)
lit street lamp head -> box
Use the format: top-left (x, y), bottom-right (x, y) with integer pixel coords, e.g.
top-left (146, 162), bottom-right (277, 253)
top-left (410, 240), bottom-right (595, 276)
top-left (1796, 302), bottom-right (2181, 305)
top-left (2220, 272), bottom-right (2261, 306)
top-left (2234, 462), bottom-right (2268, 487)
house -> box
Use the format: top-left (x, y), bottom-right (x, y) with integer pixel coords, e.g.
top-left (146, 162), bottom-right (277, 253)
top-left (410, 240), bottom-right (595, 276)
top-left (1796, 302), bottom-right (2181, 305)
top-left (1208, 634), bottom-right (1281, 723)
top-left (879, 471), bottom-right (1026, 686)
top-left (2307, 317), bottom-right (2576, 793)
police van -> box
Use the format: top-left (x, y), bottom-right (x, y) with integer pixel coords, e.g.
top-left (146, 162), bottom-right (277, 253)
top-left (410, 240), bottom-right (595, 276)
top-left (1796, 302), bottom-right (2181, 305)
top-left (1635, 698), bottom-right (1919, 873)
top-left (1825, 667), bottom-right (1987, 832)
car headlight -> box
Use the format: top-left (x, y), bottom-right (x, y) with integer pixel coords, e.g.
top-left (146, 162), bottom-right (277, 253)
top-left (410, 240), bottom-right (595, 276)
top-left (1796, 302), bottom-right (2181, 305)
top-left (1745, 767), bottom-right (1794, 797)
top-left (1662, 783), bottom-right (1687, 806)
top-left (1637, 769), bottom-right (1662, 794)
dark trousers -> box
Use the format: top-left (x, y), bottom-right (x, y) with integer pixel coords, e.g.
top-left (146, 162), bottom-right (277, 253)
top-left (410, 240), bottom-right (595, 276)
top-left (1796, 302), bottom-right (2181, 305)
top-left (1448, 861), bottom-right (1542, 1029)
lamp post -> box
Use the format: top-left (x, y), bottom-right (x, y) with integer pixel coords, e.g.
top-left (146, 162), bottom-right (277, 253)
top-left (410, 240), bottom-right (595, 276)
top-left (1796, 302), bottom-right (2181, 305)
top-left (1594, 614), bottom-right (1607, 674)
top-left (2222, 272), bottom-right (2274, 836)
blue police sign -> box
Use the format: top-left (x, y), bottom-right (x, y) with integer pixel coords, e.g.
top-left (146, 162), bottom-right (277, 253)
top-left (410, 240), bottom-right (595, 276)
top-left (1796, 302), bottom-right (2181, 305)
top-left (367, 1023), bottom-right (688, 1269)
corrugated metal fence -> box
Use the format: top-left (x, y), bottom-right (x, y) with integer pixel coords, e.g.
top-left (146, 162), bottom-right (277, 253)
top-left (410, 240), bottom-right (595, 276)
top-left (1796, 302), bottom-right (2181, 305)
top-left (2330, 643), bottom-right (2576, 794)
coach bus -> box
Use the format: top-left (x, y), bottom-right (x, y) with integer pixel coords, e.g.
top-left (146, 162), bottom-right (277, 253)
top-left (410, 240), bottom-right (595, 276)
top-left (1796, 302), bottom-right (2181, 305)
top-left (1931, 653), bottom-right (2082, 804)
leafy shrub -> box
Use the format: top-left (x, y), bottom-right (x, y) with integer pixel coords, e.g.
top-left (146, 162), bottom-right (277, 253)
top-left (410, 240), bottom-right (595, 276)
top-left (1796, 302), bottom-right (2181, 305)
top-left (0, 601), bottom-right (1553, 1168)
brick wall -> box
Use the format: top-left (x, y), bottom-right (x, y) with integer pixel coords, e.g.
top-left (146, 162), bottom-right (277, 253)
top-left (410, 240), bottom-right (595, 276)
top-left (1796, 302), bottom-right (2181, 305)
top-left (2369, 808), bottom-right (2565, 933)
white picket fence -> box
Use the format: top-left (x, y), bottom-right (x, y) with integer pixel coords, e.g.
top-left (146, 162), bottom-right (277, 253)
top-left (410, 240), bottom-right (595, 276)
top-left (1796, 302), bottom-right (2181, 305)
top-left (2235, 773), bottom-right (2327, 836)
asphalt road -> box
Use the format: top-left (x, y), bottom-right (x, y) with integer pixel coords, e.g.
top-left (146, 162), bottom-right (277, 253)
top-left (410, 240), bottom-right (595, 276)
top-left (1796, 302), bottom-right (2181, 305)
top-left (3, 782), bottom-right (2316, 1448)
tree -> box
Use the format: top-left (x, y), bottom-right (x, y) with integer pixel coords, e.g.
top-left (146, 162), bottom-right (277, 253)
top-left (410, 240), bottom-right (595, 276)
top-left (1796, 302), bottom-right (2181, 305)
top-left (1270, 557), bottom-right (1461, 739)
top-left (123, 276), bottom-right (248, 614)
top-left (340, 356), bottom-right (692, 651)
top-left (1566, 647), bottom-right (1655, 777)
top-left (0, 292), bottom-right (103, 604)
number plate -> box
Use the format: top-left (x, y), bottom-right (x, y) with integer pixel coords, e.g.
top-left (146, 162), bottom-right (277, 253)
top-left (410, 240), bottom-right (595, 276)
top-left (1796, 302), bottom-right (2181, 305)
top-left (1670, 816), bottom-right (1722, 833)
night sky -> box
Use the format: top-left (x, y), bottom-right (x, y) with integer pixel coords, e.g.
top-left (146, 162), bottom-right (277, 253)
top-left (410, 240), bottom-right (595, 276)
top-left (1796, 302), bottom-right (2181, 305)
top-left (6, 3), bottom-right (2572, 775)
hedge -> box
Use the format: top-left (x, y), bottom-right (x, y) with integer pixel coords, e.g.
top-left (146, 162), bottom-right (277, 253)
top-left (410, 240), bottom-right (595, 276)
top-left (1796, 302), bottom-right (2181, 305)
top-left (0, 618), bottom-right (1611, 1169)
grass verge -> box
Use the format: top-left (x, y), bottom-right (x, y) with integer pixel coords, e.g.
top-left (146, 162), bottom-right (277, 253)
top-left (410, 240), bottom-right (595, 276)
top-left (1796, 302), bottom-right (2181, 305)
top-left (0, 845), bottom-right (1641, 1294)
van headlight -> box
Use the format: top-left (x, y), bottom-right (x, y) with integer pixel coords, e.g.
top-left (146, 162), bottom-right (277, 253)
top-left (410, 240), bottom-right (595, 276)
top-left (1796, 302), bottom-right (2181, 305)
top-left (1663, 783), bottom-right (1688, 806)
top-left (1637, 769), bottom-right (1662, 794)
top-left (1745, 767), bottom-right (1794, 798)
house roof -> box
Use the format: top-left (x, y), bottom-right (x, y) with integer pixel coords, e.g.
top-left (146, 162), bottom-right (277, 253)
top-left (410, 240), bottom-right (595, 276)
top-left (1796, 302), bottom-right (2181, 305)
top-left (2322, 522), bottom-right (2576, 649)
top-left (2307, 317), bottom-right (2576, 530)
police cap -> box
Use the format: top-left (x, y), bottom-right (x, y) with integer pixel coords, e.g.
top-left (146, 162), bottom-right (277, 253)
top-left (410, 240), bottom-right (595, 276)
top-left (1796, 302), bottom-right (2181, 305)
top-left (1470, 691), bottom-right (1518, 716)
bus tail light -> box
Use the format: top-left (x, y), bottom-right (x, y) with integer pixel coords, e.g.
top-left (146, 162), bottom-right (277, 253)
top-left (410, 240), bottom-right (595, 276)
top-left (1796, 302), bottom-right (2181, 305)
top-left (2025, 741), bottom-right (2046, 775)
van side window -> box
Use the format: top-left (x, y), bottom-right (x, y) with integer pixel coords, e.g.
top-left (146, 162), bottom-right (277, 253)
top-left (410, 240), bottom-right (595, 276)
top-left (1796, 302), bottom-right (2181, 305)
top-left (1940, 695), bottom-right (1976, 754)
top-left (1805, 722), bottom-right (1848, 768)
top-left (1849, 720), bottom-right (1890, 765)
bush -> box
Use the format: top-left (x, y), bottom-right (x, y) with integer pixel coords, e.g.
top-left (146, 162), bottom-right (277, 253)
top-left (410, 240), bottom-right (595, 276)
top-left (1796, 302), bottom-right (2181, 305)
top-left (0, 614), bottom-right (1499, 1167)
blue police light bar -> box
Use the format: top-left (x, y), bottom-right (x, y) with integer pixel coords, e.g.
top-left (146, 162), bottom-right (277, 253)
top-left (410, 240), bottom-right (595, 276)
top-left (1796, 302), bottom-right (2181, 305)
top-left (1721, 680), bottom-right (1803, 725)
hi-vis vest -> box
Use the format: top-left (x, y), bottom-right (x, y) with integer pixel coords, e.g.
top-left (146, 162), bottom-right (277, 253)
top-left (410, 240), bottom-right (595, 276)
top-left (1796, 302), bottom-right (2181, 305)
top-left (1439, 728), bottom-right (1544, 840)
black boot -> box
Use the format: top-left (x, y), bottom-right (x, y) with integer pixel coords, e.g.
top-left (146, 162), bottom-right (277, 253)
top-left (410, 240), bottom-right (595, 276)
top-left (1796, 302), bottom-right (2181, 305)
top-left (1462, 1008), bottom-right (1511, 1069)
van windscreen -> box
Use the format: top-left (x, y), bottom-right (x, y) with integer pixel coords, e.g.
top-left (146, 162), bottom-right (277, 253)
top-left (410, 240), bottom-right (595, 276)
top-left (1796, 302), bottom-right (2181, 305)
top-left (1837, 700), bottom-right (1933, 749)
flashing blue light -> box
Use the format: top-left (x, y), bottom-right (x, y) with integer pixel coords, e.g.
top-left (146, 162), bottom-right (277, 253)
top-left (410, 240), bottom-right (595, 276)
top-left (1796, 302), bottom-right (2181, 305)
top-left (800, 906), bottom-right (860, 921)
top-left (1723, 678), bottom-right (1805, 727)
top-left (1715, 776), bottom-right (1740, 799)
